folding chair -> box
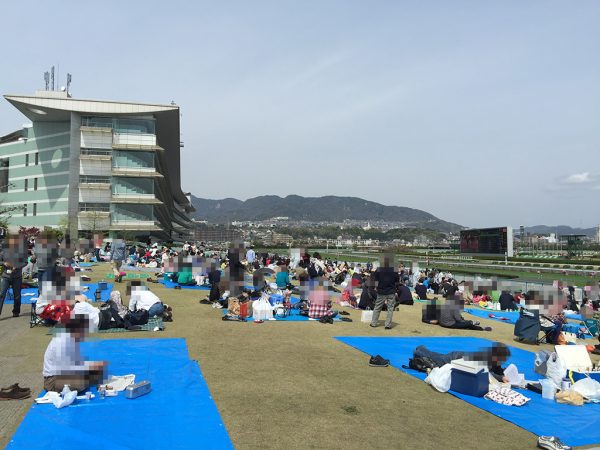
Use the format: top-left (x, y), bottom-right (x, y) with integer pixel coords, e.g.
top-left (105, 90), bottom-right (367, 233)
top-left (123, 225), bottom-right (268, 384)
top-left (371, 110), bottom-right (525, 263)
top-left (581, 318), bottom-right (599, 337)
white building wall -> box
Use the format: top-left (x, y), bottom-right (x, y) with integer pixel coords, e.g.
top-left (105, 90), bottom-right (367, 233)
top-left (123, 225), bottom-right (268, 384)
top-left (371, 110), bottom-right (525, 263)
top-left (113, 133), bottom-right (156, 146)
top-left (80, 159), bottom-right (111, 176)
top-left (79, 187), bottom-right (111, 203)
top-left (81, 131), bottom-right (112, 149)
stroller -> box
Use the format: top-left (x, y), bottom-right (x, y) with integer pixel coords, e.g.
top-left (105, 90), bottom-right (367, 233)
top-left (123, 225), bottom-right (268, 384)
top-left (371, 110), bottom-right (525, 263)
top-left (514, 308), bottom-right (556, 344)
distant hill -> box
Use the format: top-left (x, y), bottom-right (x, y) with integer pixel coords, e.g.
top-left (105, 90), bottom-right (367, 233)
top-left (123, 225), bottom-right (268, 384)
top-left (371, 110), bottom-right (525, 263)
top-left (524, 225), bottom-right (598, 237)
top-left (191, 195), bottom-right (463, 232)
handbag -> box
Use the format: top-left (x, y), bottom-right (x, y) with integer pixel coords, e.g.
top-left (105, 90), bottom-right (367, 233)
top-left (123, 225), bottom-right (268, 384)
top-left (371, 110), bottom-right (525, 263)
top-left (125, 309), bottom-right (149, 326)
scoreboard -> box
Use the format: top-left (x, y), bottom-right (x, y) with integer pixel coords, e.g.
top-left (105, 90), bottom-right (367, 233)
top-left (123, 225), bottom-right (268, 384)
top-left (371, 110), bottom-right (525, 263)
top-left (460, 227), bottom-right (513, 257)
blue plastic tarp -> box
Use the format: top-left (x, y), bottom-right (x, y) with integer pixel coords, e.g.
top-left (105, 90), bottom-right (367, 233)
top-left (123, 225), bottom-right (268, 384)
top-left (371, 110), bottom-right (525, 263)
top-left (335, 336), bottom-right (600, 447)
top-left (8, 338), bottom-right (233, 450)
top-left (464, 308), bottom-right (520, 324)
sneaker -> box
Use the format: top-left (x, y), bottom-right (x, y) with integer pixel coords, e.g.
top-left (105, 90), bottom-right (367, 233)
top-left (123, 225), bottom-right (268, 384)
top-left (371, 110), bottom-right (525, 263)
top-left (473, 321), bottom-right (481, 326)
top-left (537, 436), bottom-right (571, 450)
top-left (385, 325), bottom-right (392, 330)
top-left (369, 355), bottom-right (390, 367)
top-left (369, 324), bottom-right (378, 328)
top-left (212, 302), bottom-right (223, 309)
top-left (199, 299), bottom-right (212, 305)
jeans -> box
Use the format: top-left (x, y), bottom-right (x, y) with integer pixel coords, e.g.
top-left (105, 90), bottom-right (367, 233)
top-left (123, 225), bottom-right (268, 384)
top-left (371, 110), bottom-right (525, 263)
top-left (371, 293), bottom-right (396, 328)
top-left (112, 261), bottom-right (122, 277)
top-left (148, 302), bottom-right (164, 317)
top-left (0, 276), bottom-right (22, 316)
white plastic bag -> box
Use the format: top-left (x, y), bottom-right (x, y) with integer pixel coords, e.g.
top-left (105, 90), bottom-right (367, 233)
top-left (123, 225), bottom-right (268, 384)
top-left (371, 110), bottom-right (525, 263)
top-left (252, 294), bottom-right (273, 321)
top-left (572, 378), bottom-right (600, 401)
top-left (425, 364), bottom-right (452, 392)
top-left (361, 310), bottom-right (373, 323)
top-left (545, 352), bottom-right (567, 389)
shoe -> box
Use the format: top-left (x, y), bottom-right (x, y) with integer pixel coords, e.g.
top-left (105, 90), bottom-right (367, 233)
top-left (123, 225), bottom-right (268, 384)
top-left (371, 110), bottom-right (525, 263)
top-left (199, 299), bottom-right (212, 305)
top-left (174, 285), bottom-right (182, 290)
top-left (537, 436), bottom-right (571, 450)
top-left (212, 302), bottom-right (223, 309)
top-left (338, 311), bottom-right (350, 316)
top-left (12, 313), bottom-right (20, 318)
top-left (340, 317), bottom-right (353, 322)
top-left (1, 384), bottom-right (30, 394)
top-left (473, 321), bottom-right (481, 326)
top-left (385, 325), bottom-right (392, 330)
top-left (369, 355), bottom-right (390, 367)
top-left (369, 324), bottom-right (377, 328)
top-left (483, 327), bottom-right (493, 332)
top-left (0, 386), bottom-right (31, 400)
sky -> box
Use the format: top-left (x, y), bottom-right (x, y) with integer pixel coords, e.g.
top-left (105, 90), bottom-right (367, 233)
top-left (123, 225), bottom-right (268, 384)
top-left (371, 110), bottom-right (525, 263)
top-left (1, 0), bottom-right (599, 229)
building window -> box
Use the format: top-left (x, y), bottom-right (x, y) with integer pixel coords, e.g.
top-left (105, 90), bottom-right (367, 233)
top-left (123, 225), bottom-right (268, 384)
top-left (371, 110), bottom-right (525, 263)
top-left (0, 159), bottom-right (8, 193)
top-left (80, 175), bottom-right (111, 184)
top-left (79, 202), bottom-right (110, 212)
top-left (25, 154), bottom-right (29, 167)
top-left (34, 178), bottom-right (38, 191)
top-left (23, 204), bottom-right (27, 217)
top-left (24, 179), bottom-right (28, 192)
top-left (33, 203), bottom-right (37, 217)
top-left (35, 152), bottom-right (39, 165)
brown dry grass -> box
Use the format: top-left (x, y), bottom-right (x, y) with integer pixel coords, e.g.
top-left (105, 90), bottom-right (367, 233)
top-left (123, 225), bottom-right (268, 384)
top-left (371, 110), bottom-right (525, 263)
top-left (1, 264), bottom-right (597, 449)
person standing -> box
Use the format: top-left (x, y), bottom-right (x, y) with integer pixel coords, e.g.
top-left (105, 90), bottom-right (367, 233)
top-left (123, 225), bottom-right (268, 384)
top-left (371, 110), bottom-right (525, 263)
top-left (0, 234), bottom-right (28, 318)
top-left (246, 246), bottom-right (255, 265)
top-left (370, 255), bottom-right (399, 329)
top-left (111, 237), bottom-right (126, 282)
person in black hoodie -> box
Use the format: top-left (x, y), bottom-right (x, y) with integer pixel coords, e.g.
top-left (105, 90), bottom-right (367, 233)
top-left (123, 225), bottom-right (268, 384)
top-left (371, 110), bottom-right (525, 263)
top-left (499, 290), bottom-right (519, 311)
top-left (395, 282), bottom-right (414, 306)
top-left (370, 255), bottom-right (400, 329)
top-left (415, 278), bottom-right (428, 300)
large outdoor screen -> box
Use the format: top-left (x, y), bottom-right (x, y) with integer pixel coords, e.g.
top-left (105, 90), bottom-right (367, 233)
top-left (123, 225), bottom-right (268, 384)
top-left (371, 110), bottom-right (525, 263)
top-left (460, 227), bottom-right (513, 257)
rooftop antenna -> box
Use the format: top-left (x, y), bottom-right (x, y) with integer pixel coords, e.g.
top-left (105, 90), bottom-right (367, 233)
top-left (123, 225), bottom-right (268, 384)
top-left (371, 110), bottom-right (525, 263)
top-left (66, 73), bottom-right (72, 96)
top-left (44, 71), bottom-right (50, 90)
top-left (50, 66), bottom-right (55, 91)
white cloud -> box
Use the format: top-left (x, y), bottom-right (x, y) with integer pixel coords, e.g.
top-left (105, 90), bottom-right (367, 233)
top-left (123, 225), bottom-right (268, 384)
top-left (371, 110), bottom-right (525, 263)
top-left (562, 172), bottom-right (591, 184)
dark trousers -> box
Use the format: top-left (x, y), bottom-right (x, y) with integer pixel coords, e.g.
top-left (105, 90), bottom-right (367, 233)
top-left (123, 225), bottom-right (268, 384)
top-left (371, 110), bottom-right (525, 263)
top-left (443, 320), bottom-right (483, 331)
top-left (0, 276), bottom-right (22, 316)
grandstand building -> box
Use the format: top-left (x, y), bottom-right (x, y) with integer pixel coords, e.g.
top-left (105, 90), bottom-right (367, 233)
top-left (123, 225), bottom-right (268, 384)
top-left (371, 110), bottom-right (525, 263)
top-left (0, 90), bottom-right (195, 238)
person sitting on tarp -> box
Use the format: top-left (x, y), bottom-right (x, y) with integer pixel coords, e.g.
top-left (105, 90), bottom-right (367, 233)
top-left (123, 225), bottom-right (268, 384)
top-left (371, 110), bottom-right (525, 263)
top-left (22, 255), bottom-right (38, 280)
top-left (439, 294), bottom-right (490, 331)
top-left (128, 281), bottom-right (164, 317)
top-left (396, 281), bottom-right (414, 306)
top-left (208, 262), bottom-right (222, 305)
top-left (308, 282), bottom-right (337, 319)
top-left (275, 265), bottom-right (291, 290)
top-left (414, 278), bottom-right (428, 300)
top-left (175, 263), bottom-right (196, 287)
top-left (43, 314), bottom-right (107, 393)
top-left (499, 290), bottom-right (519, 311)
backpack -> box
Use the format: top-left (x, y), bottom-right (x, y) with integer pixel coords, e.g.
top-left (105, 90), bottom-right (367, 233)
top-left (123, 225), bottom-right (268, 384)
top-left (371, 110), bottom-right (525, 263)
top-left (125, 309), bottom-right (149, 326)
top-left (407, 356), bottom-right (438, 373)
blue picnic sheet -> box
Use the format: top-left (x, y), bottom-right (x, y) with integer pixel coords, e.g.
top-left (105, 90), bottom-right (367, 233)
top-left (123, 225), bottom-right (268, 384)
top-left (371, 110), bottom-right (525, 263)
top-left (335, 336), bottom-right (600, 448)
top-left (464, 308), bottom-right (592, 338)
top-left (8, 338), bottom-right (233, 450)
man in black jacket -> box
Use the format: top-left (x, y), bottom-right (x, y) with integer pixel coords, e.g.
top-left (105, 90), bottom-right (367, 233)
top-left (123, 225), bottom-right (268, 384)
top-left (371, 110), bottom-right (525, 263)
top-left (415, 278), bottom-right (428, 300)
top-left (370, 256), bottom-right (400, 329)
top-left (396, 282), bottom-right (413, 305)
top-left (499, 290), bottom-right (519, 311)
top-left (0, 234), bottom-right (27, 318)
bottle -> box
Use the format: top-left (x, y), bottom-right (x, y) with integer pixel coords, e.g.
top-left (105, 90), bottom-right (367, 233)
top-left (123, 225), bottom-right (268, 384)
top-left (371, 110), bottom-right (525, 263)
top-left (98, 386), bottom-right (106, 399)
top-left (95, 288), bottom-right (101, 302)
top-left (61, 384), bottom-right (71, 396)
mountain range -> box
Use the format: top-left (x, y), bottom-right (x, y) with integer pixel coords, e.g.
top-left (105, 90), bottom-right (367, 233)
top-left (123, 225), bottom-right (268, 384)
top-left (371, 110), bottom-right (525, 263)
top-left (191, 195), bottom-right (463, 232)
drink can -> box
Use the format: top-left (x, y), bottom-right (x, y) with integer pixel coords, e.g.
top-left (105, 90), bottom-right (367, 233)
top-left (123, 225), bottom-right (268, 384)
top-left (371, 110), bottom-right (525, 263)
top-left (561, 378), bottom-right (571, 391)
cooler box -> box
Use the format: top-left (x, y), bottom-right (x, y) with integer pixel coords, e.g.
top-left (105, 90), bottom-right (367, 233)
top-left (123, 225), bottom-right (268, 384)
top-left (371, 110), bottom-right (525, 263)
top-left (450, 368), bottom-right (488, 397)
top-left (98, 282), bottom-right (108, 291)
top-left (269, 294), bottom-right (284, 306)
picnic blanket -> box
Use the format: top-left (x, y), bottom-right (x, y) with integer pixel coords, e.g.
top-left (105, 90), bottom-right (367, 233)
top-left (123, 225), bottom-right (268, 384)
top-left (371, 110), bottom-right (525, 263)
top-left (82, 283), bottom-right (113, 303)
top-left (464, 308), bottom-right (592, 338)
top-left (465, 308), bottom-right (520, 324)
top-left (159, 279), bottom-right (211, 290)
top-left (3, 288), bottom-right (39, 304)
top-left (222, 296), bottom-right (342, 322)
top-left (105, 273), bottom-right (150, 280)
top-left (335, 336), bottom-right (599, 448)
top-left (97, 317), bottom-right (164, 333)
top-left (8, 338), bottom-right (233, 449)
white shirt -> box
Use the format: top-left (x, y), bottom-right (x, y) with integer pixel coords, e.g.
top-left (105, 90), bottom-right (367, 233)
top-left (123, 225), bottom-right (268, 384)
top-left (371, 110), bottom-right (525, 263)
top-left (72, 301), bottom-right (100, 332)
top-left (246, 249), bottom-right (255, 263)
top-left (129, 289), bottom-right (161, 312)
top-left (43, 332), bottom-right (90, 377)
